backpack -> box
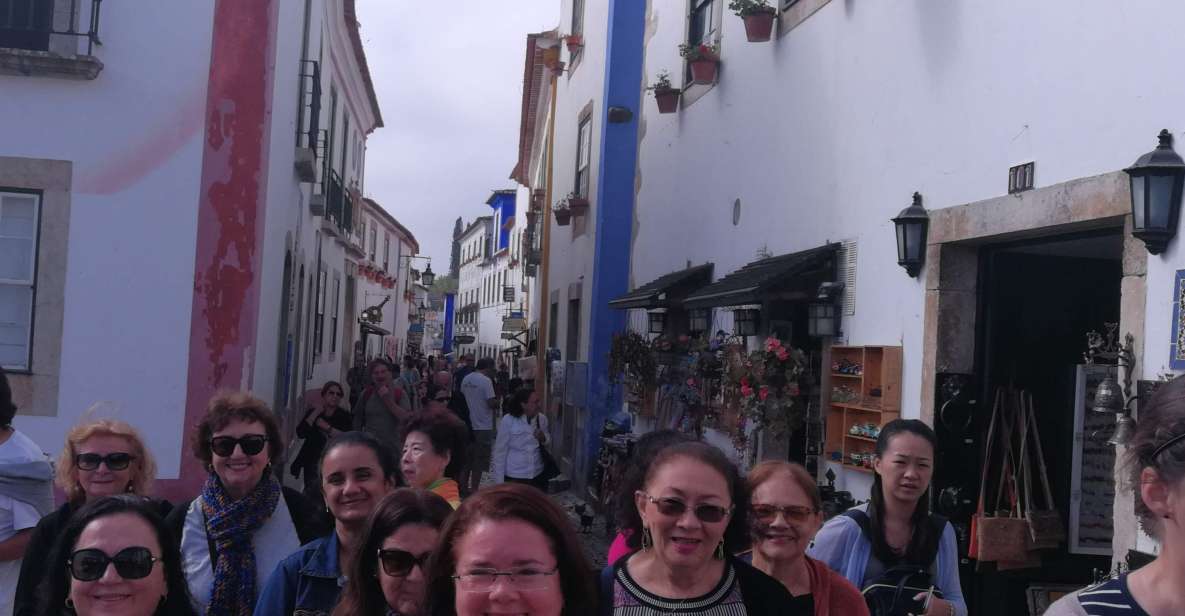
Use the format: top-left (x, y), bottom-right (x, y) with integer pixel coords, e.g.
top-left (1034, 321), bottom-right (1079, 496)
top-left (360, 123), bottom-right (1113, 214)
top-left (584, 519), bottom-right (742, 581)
top-left (844, 508), bottom-right (948, 616)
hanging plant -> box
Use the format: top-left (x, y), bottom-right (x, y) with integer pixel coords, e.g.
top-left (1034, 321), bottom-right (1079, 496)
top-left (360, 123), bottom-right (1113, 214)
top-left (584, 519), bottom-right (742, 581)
top-left (722, 336), bottom-right (806, 452)
top-left (608, 331), bottom-right (658, 394)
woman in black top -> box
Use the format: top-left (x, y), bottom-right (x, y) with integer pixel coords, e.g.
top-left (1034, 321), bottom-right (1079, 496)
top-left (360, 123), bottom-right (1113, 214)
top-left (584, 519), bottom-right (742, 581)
top-left (290, 381), bottom-right (354, 506)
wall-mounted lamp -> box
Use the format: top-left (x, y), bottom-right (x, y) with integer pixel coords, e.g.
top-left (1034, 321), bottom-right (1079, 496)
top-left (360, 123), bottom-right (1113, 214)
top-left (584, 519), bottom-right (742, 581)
top-left (1125, 129), bottom-right (1185, 255)
top-left (892, 192), bottom-right (929, 278)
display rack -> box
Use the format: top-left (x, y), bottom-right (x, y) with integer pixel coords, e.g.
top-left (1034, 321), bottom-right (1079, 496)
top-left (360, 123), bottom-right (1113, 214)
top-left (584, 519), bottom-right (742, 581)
top-left (824, 346), bottom-right (902, 474)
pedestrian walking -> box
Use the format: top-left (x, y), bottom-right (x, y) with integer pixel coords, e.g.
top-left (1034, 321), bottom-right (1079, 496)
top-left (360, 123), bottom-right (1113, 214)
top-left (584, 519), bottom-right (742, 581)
top-left (398, 356), bottom-right (423, 412)
top-left (1047, 374), bottom-right (1185, 615)
top-left (167, 392), bottom-right (327, 615)
top-left (808, 419), bottom-right (965, 616)
top-left (289, 381), bottom-right (353, 508)
top-left (15, 418), bottom-right (168, 616)
top-left (743, 461), bottom-right (868, 616)
top-left (332, 489), bottom-right (453, 616)
top-left (353, 358), bottom-right (413, 457)
top-left (0, 367), bottom-right (53, 616)
top-left (601, 441), bottom-right (800, 615)
top-left (256, 431), bottom-right (397, 615)
top-left (401, 412), bottom-right (467, 508)
top-left (36, 495), bottom-right (196, 616)
top-left (491, 388), bottom-right (550, 492)
top-left (424, 483), bottom-right (597, 616)
top-left (458, 358), bottom-right (499, 497)
top-left (607, 430), bottom-right (694, 565)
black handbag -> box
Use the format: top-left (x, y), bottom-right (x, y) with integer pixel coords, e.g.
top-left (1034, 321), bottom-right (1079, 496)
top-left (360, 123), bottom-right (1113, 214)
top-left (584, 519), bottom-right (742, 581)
top-left (533, 416), bottom-right (561, 482)
top-left (844, 509), bottom-right (947, 616)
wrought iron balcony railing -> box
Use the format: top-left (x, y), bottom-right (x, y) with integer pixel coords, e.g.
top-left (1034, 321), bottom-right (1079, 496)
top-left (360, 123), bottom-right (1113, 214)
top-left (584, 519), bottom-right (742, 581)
top-left (0, 0), bottom-right (103, 55)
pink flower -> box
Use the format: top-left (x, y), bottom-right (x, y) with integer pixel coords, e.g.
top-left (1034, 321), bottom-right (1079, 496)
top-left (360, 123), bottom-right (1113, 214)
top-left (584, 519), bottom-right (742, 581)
top-left (740, 377), bottom-right (750, 388)
top-left (776, 348), bottom-right (789, 361)
top-left (741, 385), bottom-right (753, 397)
top-left (765, 337), bottom-right (780, 351)
top-left (759, 386), bottom-right (769, 401)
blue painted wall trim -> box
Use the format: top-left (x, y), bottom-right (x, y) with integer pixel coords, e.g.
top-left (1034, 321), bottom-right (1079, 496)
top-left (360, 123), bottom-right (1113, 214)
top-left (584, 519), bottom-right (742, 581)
top-left (443, 293), bottom-right (456, 356)
top-left (487, 192), bottom-right (517, 251)
top-left (582, 0), bottom-right (646, 484)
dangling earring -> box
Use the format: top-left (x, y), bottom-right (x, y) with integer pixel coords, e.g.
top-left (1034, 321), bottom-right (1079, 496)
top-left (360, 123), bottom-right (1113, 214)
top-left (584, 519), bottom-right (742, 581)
top-left (714, 541), bottom-right (725, 560)
top-left (641, 527), bottom-right (654, 550)
top-left (65, 597), bottom-right (75, 610)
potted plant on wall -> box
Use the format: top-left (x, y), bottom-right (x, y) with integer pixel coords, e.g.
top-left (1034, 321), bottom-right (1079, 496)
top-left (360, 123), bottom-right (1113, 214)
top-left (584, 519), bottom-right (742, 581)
top-left (679, 42), bottom-right (719, 85)
top-left (565, 33), bottom-right (583, 55)
top-left (648, 70), bottom-right (680, 114)
top-left (729, 0), bottom-right (777, 42)
top-left (563, 191), bottom-right (590, 215)
top-left (553, 201), bottom-right (572, 226)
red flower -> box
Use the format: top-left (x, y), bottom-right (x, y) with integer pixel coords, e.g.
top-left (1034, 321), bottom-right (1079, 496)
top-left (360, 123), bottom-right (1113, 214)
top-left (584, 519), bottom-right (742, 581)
top-left (759, 386), bottom-right (769, 401)
top-left (741, 385), bottom-right (753, 397)
top-left (776, 348), bottom-right (789, 362)
top-left (741, 377), bottom-right (750, 387)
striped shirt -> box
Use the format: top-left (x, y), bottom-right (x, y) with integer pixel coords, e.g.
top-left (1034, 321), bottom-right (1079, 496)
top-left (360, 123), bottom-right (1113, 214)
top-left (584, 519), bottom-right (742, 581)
top-left (611, 561), bottom-right (747, 615)
top-left (1074, 575), bottom-right (1150, 616)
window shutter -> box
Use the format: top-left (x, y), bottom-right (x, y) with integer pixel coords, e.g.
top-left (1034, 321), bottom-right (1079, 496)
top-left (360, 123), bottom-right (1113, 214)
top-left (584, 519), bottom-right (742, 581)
top-left (840, 240), bottom-right (857, 316)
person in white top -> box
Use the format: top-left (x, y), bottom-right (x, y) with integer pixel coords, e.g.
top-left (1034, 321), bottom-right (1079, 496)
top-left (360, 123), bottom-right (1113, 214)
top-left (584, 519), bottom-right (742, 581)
top-left (492, 387), bottom-right (551, 492)
top-left (0, 367), bottom-right (53, 616)
top-left (459, 358), bottom-right (500, 495)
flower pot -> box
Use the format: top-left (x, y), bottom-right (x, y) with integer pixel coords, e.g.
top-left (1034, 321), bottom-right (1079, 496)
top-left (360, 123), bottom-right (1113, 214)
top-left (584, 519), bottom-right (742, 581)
top-left (554, 208), bottom-right (572, 226)
top-left (689, 58), bottom-right (718, 85)
top-left (742, 8), bottom-right (777, 42)
top-left (654, 88), bottom-right (680, 114)
top-left (565, 34), bottom-right (583, 55)
top-left (567, 196), bottom-right (589, 214)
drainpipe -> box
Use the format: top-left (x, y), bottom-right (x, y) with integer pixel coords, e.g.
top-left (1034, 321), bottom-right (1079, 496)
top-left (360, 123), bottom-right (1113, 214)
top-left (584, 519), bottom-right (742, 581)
top-left (536, 46), bottom-right (560, 403)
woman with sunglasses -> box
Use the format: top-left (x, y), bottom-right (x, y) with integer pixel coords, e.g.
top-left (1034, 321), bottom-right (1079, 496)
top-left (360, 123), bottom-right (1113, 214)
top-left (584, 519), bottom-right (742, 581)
top-left (602, 441), bottom-right (799, 615)
top-left (36, 495), bottom-right (195, 616)
top-left (256, 431), bottom-right (398, 615)
top-left (333, 489), bottom-right (453, 616)
top-left (402, 411), bottom-right (467, 508)
top-left (424, 483), bottom-right (596, 616)
top-left (166, 391), bottom-right (327, 615)
top-left (607, 430), bottom-right (694, 565)
top-left (742, 461), bottom-right (868, 616)
top-left (289, 381), bottom-right (355, 508)
top-left (14, 418), bottom-right (164, 616)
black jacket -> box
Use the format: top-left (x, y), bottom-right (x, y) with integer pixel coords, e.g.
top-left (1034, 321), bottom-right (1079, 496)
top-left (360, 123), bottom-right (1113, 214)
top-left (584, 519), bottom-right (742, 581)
top-left (163, 486), bottom-right (327, 554)
top-left (14, 499), bottom-right (174, 616)
top-left (599, 554), bottom-right (802, 616)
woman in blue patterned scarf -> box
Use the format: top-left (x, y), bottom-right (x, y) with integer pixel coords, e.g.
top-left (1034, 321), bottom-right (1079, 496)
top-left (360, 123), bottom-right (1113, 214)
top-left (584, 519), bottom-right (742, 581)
top-left (165, 391), bottom-right (327, 615)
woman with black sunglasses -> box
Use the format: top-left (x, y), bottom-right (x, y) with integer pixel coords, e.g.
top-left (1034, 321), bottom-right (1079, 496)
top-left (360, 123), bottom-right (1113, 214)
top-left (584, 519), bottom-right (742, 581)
top-left (601, 441), bottom-right (802, 615)
top-left (36, 494), bottom-right (195, 616)
top-left (165, 391), bottom-right (327, 615)
top-left (14, 418), bottom-right (166, 616)
top-left (333, 489), bottom-right (453, 616)
top-left (289, 381), bottom-right (354, 508)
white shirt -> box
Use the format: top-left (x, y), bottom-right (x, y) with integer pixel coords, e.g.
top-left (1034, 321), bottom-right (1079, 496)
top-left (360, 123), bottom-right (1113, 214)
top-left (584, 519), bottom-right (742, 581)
top-left (0, 430), bottom-right (50, 616)
top-left (461, 372), bottom-right (496, 430)
top-left (492, 413), bottom-right (551, 483)
top-left (179, 493), bottom-right (301, 613)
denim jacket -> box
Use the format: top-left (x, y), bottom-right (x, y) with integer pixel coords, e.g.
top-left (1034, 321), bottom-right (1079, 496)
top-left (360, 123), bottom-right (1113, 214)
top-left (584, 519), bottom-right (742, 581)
top-left (255, 532), bottom-right (344, 616)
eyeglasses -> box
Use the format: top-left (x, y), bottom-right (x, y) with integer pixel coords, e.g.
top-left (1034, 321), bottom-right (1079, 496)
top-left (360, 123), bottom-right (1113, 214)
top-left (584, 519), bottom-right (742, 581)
top-left (751, 504), bottom-right (818, 524)
top-left (452, 567), bottom-right (559, 592)
top-left (75, 453), bottom-right (136, 471)
top-left (638, 492), bottom-right (732, 523)
top-left (67, 547), bottom-right (159, 581)
top-left (209, 434), bottom-right (269, 457)
top-left (378, 548), bottom-right (431, 577)
top-left (325, 390), bottom-right (344, 397)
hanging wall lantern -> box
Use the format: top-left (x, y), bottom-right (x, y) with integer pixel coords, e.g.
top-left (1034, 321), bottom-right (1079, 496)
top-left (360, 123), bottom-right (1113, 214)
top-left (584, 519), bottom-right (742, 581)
top-left (421, 263), bottom-right (436, 286)
top-left (647, 309), bottom-right (668, 334)
top-left (1125, 129), bottom-right (1185, 255)
top-left (689, 308), bottom-right (711, 333)
top-left (807, 303), bottom-right (839, 337)
top-left (732, 306), bottom-right (760, 336)
top-left (892, 192), bottom-right (929, 278)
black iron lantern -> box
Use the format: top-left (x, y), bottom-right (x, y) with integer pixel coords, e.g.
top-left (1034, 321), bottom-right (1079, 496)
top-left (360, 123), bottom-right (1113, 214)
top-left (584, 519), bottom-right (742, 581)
top-left (421, 263), bottom-right (436, 286)
top-left (689, 309), bottom-right (711, 333)
top-left (892, 192), bottom-right (929, 278)
top-left (1125, 129), bottom-right (1185, 255)
top-left (647, 309), bottom-right (667, 334)
top-left (807, 303), bottom-right (839, 337)
top-left (732, 307), bottom-right (760, 336)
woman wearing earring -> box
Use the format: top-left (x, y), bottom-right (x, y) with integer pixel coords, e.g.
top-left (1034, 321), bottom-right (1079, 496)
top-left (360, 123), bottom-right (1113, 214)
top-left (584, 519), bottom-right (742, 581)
top-left (14, 418), bottom-right (166, 616)
top-left (166, 391), bottom-right (327, 615)
top-left (1048, 375), bottom-right (1185, 615)
top-left (601, 441), bottom-right (801, 615)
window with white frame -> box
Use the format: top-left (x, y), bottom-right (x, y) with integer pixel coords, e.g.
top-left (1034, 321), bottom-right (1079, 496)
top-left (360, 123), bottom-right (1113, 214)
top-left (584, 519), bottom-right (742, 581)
top-left (383, 232), bottom-right (391, 272)
top-left (314, 266), bottom-right (327, 359)
top-left (0, 190), bottom-right (40, 371)
top-left (575, 114), bottom-right (592, 198)
top-left (330, 273), bottom-right (341, 354)
top-left (689, 0), bottom-right (720, 46)
top-left (369, 224), bottom-right (377, 262)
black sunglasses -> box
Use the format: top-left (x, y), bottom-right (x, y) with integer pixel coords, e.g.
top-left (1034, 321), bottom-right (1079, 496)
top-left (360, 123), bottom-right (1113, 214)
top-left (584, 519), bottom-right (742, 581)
top-left (378, 548), bottom-right (431, 577)
top-left (67, 547), bottom-right (159, 581)
top-left (209, 434), bottom-right (269, 457)
top-left (639, 492), bottom-right (733, 524)
top-left (75, 452), bottom-right (136, 471)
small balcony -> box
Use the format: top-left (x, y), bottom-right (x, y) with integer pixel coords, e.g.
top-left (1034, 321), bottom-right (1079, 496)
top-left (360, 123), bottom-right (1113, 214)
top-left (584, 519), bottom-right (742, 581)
top-left (0, 0), bottom-right (104, 79)
top-left (294, 59), bottom-right (322, 183)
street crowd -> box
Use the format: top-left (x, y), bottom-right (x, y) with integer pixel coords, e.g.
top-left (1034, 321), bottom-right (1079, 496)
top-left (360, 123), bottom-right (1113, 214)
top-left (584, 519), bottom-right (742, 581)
top-left (3, 357), bottom-right (1185, 616)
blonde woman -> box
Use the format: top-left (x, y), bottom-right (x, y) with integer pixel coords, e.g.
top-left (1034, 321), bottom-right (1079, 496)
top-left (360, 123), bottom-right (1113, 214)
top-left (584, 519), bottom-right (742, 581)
top-left (13, 418), bottom-right (167, 616)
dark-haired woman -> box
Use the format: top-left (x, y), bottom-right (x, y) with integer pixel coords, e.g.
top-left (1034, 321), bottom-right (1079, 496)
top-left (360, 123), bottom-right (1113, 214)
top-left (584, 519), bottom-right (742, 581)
top-left (256, 431), bottom-right (397, 615)
top-left (491, 388), bottom-right (549, 491)
top-left (333, 489), bottom-right (453, 616)
top-left (604, 441), bottom-right (801, 615)
top-left (290, 381), bottom-right (354, 506)
top-left (1047, 374), bottom-right (1185, 615)
top-left (402, 412), bottom-right (467, 508)
top-left (425, 483), bottom-right (597, 616)
top-left (808, 419), bottom-right (965, 616)
top-left (165, 391), bottom-right (327, 615)
top-left (607, 429), bottom-right (694, 565)
top-left (36, 495), bottom-right (196, 616)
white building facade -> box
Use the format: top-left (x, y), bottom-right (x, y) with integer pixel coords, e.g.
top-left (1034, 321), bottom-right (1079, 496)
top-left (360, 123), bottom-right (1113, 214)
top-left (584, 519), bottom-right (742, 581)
top-left (454, 216), bottom-right (492, 359)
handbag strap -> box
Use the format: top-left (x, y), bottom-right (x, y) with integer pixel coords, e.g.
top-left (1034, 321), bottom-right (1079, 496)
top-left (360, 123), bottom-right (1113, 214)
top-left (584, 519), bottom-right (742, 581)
top-left (977, 389), bottom-right (1003, 516)
top-left (992, 390), bottom-right (1020, 514)
top-left (1026, 392), bottom-right (1057, 509)
top-left (1017, 391), bottom-right (1033, 518)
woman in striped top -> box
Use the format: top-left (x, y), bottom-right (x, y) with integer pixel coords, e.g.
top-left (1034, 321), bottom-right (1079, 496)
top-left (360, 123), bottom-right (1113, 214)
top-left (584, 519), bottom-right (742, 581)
top-left (1047, 375), bottom-right (1185, 616)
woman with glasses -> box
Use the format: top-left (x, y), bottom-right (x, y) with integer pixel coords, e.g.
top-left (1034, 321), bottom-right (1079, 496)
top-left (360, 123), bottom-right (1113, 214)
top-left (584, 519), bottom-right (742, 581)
top-left (14, 418), bottom-right (163, 616)
top-left (166, 391), bottom-right (327, 615)
top-left (808, 419), bottom-right (965, 616)
top-left (289, 381), bottom-right (355, 507)
top-left (603, 441), bottom-right (800, 615)
top-left (333, 489), bottom-right (453, 616)
top-left (607, 430), bottom-right (694, 565)
top-left (743, 461), bottom-right (868, 616)
top-left (256, 431), bottom-right (397, 615)
top-left (424, 483), bottom-right (596, 616)
top-left (402, 412), bottom-right (467, 508)
top-left (36, 495), bottom-right (195, 616)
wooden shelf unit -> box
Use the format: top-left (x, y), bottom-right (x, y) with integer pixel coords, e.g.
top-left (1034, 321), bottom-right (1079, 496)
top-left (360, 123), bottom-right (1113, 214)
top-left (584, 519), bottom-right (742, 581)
top-left (824, 345), bottom-right (902, 473)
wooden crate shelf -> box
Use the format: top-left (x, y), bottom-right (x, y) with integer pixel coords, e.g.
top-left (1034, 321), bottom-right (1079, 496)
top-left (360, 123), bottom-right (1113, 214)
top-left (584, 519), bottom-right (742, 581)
top-left (824, 345), bottom-right (902, 473)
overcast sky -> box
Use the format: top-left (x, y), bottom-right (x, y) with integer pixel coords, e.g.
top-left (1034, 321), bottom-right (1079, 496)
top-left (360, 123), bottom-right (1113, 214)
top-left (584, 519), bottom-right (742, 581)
top-left (355, 1), bottom-right (560, 272)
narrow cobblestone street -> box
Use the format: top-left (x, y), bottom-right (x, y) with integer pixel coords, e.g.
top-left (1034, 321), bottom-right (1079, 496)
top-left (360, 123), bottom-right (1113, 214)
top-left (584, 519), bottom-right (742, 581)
top-left (478, 473), bottom-right (611, 568)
